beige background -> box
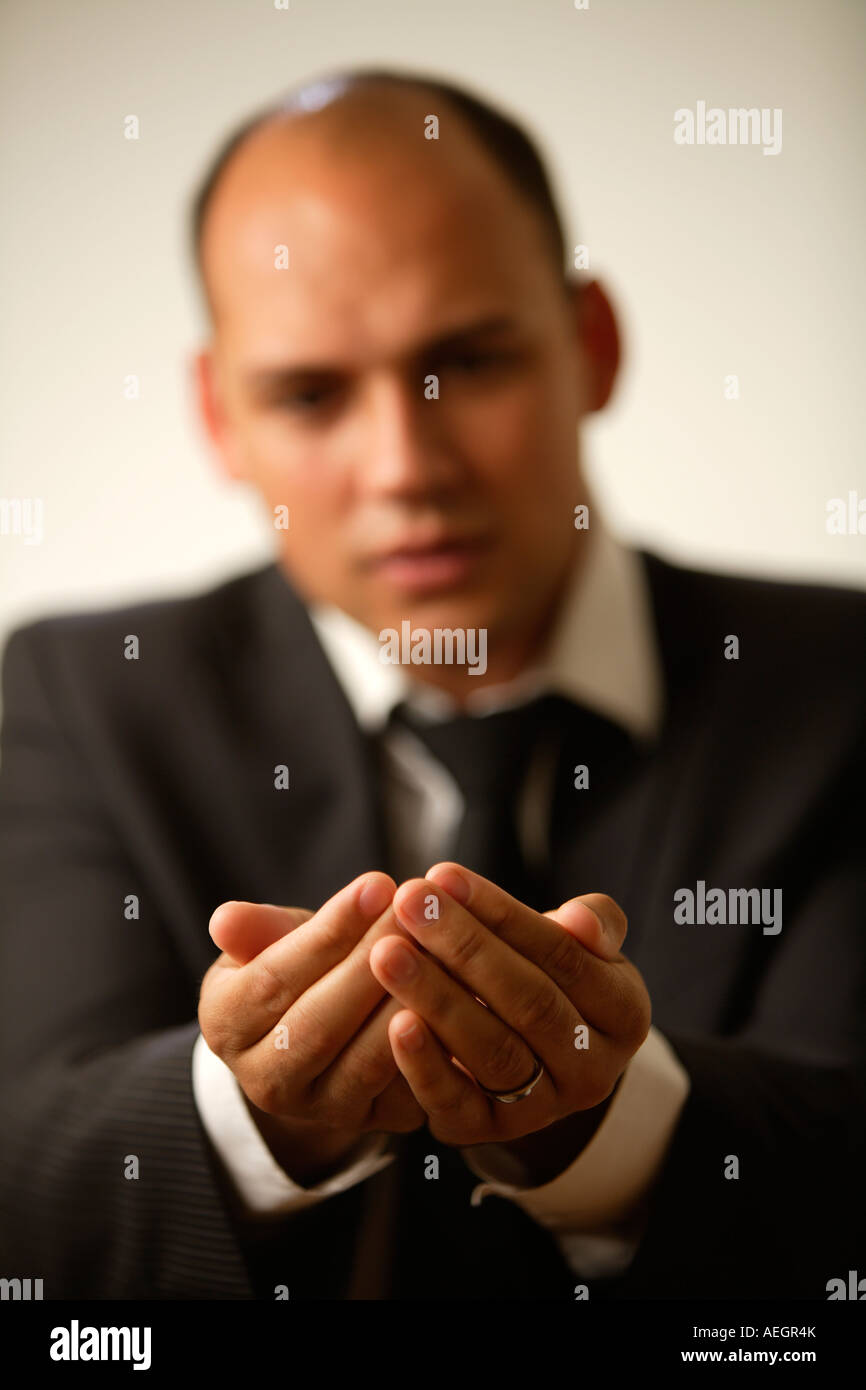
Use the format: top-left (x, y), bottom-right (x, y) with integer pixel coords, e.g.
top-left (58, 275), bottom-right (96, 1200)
top-left (1, 0), bottom-right (864, 653)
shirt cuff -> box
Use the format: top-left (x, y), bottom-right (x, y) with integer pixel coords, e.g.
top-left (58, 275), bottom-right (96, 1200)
top-left (191, 1030), bottom-right (396, 1216)
top-left (462, 1026), bottom-right (690, 1233)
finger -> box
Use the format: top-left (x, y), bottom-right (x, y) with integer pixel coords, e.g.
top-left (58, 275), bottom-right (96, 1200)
top-left (387, 1010), bottom-right (490, 1142)
top-left (369, 1070), bottom-right (428, 1133)
top-left (427, 864), bottom-right (628, 961)
top-left (204, 873), bottom-right (395, 1054)
top-left (544, 893), bottom-right (628, 961)
top-left (314, 992), bottom-right (428, 1131)
top-left (209, 901), bottom-right (313, 965)
top-left (314, 992), bottom-right (406, 1110)
top-left (274, 899), bottom-right (419, 1082)
top-left (421, 864), bottom-right (627, 1024)
top-left (369, 933), bottom-right (552, 1101)
top-left (391, 877), bottom-right (601, 1053)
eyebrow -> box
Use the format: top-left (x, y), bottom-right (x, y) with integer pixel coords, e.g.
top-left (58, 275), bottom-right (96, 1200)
top-left (242, 314), bottom-right (521, 393)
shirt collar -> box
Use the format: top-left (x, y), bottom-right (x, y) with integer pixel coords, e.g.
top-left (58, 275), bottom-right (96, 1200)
top-left (308, 515), bottom-right (664, 744)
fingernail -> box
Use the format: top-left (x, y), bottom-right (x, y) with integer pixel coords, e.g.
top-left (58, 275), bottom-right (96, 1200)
top-left (557, 901), bottom-right (599, 938)
top-left (395, 1019), bottom-right (425, 1051)
top-left (429, 867), bottom-right (470, 906)
top-left (397, 886), bottom-right (440, 927)
top-left (383, 942), bottom-right (419, 982)
top-left (359, 876), bottom-right (393, 917)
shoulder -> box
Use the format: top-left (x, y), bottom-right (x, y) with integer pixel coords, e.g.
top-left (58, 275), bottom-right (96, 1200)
top-left (640, 548), bottom-right (866, 682)
top-left (0, 562), bottom-right (293, 701)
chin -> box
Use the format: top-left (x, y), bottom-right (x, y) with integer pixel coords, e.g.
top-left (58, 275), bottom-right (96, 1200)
top-left (390, 590), bottom-right (498, 628)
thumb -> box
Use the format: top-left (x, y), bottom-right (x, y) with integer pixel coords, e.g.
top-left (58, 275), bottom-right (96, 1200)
top-left (543, 894), bottom-right (624, 961)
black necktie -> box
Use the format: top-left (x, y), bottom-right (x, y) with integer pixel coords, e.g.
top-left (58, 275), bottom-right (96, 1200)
top-left (389, 693), bottom-right (636, 912)
top-left (376, 693), bottom-right (634, 1299)
top-left (389, 694), bottom-right (555, 910)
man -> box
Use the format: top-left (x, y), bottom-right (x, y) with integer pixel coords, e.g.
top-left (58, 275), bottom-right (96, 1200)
top-left (1, 68), bottom-right (864, 1302)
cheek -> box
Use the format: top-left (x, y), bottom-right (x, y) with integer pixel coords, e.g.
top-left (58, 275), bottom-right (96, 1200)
top-left (272, 488), bottom-right (350, 579)
top-left (245, 426), bottom-right (346, 512)
top-left (472, 386), bottom-right (578, 502)
top-left (239, 438), bottom-right (352, 579)
top-left (473, 357), bottom-right (576, 447)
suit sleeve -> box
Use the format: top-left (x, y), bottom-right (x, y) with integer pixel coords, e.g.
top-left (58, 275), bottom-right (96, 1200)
top-left (610, 744), bottom-right (866, 1300)
top-left (608, 1035), bottom-right (866, 1299)
top-left (0, 622), bottom-right (255, 1298)
top-left (192, 1030), bottom-right (397, 1214)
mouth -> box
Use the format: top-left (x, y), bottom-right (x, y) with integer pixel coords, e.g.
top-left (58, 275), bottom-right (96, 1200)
top-left (363, 533), bottom-right (491, 593)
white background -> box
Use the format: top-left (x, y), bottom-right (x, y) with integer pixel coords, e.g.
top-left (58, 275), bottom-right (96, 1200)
top-left (1, 0), bottom-right (864, 654)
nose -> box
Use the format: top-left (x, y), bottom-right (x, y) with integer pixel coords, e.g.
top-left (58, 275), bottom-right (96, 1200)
top-left (359, 371), bottom-right (461, 497)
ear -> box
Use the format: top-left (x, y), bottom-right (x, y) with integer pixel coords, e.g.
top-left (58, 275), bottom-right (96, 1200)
top-left (191, 346), bottom-right (249, 482)
top-left (569, 278), bottom-right (622, 414)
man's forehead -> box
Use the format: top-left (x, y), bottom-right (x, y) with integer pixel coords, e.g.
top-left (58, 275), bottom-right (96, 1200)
top-left (204, 81), bottom-right (490, 213)
top-left (200, 92), bottom-right (557, 337)
top-left (210, 207), bottom-right (552, 367)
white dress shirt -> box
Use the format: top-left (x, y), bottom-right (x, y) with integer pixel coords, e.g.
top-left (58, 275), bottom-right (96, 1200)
top-left (192, 518), bottom-right (691, 1281)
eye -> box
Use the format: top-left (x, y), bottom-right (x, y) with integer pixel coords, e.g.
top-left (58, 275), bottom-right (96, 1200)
top-left (280, 393), bottom-right (322, 412)
top-left (272, 382), bottom-right (341, 414)
top-left (438, 349), bottom-right (510, 374)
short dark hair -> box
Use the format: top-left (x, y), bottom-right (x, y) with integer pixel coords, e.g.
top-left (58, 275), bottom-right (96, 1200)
top-left (189, 67), bottom-right (570, 315)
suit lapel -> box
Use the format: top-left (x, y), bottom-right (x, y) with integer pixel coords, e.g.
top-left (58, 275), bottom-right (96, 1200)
top-left (544, 549), bottom-right (765, 1033)
top-left (203, 564), bottom-right (411, 1298)
top-left (202, 562), bottom-right (394, 914)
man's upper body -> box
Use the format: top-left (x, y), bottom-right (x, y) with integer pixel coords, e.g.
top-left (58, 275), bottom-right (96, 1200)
top-left (192, 516), bottom-right (689, 1285)
top-left (1, 520), bottom-right (864, 1299)
top-left (2, 68), bottom-right (864, 1301)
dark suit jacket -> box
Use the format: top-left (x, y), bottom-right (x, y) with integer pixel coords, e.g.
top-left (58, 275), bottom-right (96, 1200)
top-left (1, 551), bottom-right (865, 1301)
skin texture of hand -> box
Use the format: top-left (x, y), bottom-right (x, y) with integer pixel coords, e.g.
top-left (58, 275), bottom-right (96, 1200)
top-left (199, 864), bottom-right (651, 1186)
top-left (367, 862), bottom-right (652, 1151)
top-left (198, 871), bottom-right (428, 1148)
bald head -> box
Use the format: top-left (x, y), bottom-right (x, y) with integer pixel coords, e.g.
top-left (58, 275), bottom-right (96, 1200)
top-left (189, 69), bottom-right (619, 699)
top-left (191, 70), bottom-right (569, 327)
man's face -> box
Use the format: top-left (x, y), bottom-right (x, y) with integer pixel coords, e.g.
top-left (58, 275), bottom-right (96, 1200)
top-left (195, 92), bottom-right (615, 668)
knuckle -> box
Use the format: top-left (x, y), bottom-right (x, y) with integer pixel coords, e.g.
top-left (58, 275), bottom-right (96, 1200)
top-left (198, 984), bottom-right (236, 1061)
top-left (483, 1028), bottom-right (535, 1088)
top-left (593, 893), bottom-right (628, 943)
top-left (308, 1093), bottom-right (351, 1128)
top-left (315, 908), bottom-right (360, 957)
top-left (252, 1081), bottom-right (281, 1115)
top-left (345, 1044), bottom-right (396, 1095)
top-left (426, 980), bottom-right (456, 1026)
top-left (512, 980), bottom-right (566, 1037)
top-left (197, 959), bottom-right (221, 1007)
top-left (290, 999), bottom-right (336, 1063)
top-left (247, 953), bottom-right (291, 1016)
top-left (481, 893), bottom-right (512, 934)
top-left (305, 1069), bottom-right (355, 1125)
top-left (540, 928), bottom-right (585, 989)
top-left (448, 925), bottom-right (486, 973)
top-left (605, 963), bottom-right (651, 1046)
top-left (431, 1107), bottom-right (478, 1146)
top-left (430, 1085), bottom-right (472, 1129)
top-left (200, 1016), bottom-right (231, 1061)
top-left (620, 981), bottom-right (652, 1046)
top-left (242, 1068), bottom-right (285, 1116)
